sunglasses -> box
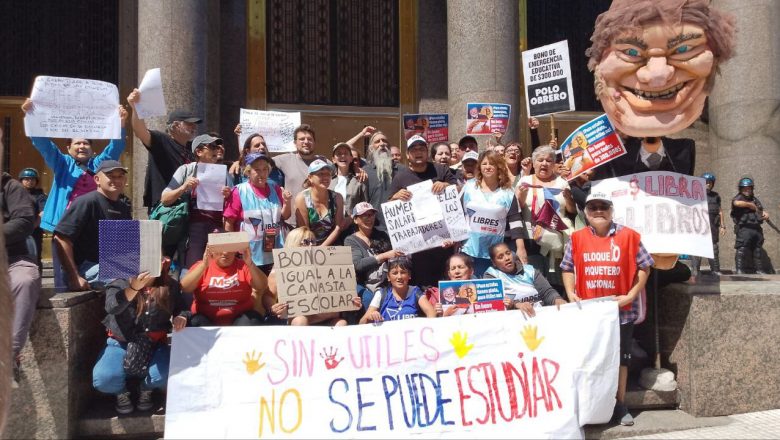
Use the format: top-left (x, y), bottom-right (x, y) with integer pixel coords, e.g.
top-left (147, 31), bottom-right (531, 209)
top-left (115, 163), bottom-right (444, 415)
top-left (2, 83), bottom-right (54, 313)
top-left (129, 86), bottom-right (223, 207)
top-left (300, 238), bottom-right (317, 246)
top-left (587, 203), bottom-right (611, 211)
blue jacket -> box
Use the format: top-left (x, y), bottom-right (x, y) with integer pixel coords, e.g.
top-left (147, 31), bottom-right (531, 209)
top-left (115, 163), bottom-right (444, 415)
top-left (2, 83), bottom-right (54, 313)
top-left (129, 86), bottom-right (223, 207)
top-left (31, 131), bottom-right (126, 232)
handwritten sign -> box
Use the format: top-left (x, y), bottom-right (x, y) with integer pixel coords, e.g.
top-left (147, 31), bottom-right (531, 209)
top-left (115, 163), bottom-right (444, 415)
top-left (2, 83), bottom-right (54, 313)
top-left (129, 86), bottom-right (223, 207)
top-left (558, 114), bottom-right (626, 180)
top-left (521, 40), bottom-right (576, 117)
top-left (403, 113), bottom-right (449, 143)
top-left (466, 103), bottom-right (511, 135)
top-left (165, 299), bottom-right (620, 438)
top-left (439, 279), bottom-right (505, 314)
top-left (381, 185), bottom-right (469, 254)
top-left (208, 232), bottom-right (250, 253)
top-left (591, 171), bottom-right (714, 258)
top-left (273, 246), bottom-right (358, 317)
top-left (195, 163), bottom-right (228, 211)
top-left (24, 76), bottom-right (121, 139)
top-left (239, 108), bottom-right (301, 152)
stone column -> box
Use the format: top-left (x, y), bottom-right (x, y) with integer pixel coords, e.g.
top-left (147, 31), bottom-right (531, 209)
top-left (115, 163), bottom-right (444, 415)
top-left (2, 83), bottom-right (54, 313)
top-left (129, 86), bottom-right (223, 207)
top-left (709, 0), bottom-right (780, 271)
top-left (447, 0), bottom-right (520, 146)
top-left (133, 0), bottom-right (219, 218)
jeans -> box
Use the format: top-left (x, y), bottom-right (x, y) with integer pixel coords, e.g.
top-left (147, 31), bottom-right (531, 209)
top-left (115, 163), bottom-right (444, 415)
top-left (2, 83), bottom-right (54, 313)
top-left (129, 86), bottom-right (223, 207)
top-left (93, 337), bottom-right (170, 395)
top-left (55, 258), bottom-right (104, 291)
top-left (10, 259), bottom-right (42, 356)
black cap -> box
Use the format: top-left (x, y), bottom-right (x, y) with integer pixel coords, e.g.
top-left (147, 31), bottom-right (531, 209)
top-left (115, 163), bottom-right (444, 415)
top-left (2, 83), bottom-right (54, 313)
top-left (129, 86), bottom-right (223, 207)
top-left (96, 160), bottom-right (128, 174)
top-left (167, 110), bottom-right (202, 124)
top-left (458, 135), bottom-right (478, 147)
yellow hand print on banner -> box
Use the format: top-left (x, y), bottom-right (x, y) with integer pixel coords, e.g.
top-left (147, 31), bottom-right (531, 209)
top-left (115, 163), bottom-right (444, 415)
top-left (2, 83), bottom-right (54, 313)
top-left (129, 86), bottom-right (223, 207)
top-left (449, 331), bottom-right (474, 359)
top-left (243, 350), bottom-right (266, 375)
top-left (521, 325), bottom-right (544, 351)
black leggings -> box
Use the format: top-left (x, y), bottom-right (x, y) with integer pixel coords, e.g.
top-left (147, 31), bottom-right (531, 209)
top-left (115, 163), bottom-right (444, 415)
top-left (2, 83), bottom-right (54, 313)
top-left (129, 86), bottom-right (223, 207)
top-left (190, 310), bottom-right (265, 327)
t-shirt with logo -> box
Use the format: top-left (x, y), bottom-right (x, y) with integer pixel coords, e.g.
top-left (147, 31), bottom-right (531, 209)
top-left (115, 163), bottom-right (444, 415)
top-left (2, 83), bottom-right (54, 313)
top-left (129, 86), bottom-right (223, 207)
top-left (461, 180), bottom-right (516, 259)
top-left (190, 258), bottom-right (254, 325)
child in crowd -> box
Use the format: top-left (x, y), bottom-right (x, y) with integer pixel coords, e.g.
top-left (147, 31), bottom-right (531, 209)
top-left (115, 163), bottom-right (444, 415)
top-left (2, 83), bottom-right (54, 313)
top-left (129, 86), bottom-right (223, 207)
top-left (360, 257), bottom-right (436, 323)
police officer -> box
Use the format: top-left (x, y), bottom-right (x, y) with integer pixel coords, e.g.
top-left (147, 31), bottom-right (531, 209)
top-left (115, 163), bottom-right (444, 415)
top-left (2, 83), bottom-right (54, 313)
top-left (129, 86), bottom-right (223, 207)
top-left (18, 168), bottom-right (47, 269)
top-left (691, 173), bottom-right (725, 276)
top-left (731, 177), bottom-right (769, 274)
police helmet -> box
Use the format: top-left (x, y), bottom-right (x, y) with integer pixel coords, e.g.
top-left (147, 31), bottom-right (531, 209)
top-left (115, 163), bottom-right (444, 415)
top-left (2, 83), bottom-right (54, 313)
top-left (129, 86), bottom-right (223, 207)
top-left (18, 168), bottom-right (39, 180)
top-left (738, 177), bottom-right (754, 188)
top-left (702, 172), bottom-right (715, 182)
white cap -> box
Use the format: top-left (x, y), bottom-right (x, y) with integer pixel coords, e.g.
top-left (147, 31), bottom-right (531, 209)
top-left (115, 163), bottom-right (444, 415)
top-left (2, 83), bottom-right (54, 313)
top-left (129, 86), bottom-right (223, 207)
top-left (585, 191), bottom-right (612, 205)
top-left (407, 135), bottom-right (427, 148)
top-left (462, 151), bottom-right (479, 162)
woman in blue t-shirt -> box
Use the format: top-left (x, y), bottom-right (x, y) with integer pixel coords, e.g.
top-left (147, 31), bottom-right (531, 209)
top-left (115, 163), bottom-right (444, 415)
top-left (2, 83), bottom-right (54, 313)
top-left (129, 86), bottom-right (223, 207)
top-left (360, 258), bottom-right (436, 323)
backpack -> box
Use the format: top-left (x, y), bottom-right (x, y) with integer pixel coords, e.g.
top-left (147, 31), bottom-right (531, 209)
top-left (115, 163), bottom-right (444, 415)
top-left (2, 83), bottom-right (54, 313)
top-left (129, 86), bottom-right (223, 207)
top-left (149, 164), bottom-right (196, 247)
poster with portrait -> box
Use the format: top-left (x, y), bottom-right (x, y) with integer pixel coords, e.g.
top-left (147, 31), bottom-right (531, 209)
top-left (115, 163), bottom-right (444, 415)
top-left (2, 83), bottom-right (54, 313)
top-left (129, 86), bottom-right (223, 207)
top-left (521, 40), bottom-right (576, 117)
top-left (403, 113), bottom-right (448, 142)
top-left (438, 278), bottom-right (505, 315)
top-left (465, 103), bottom-right (511, 135)
top-left (558, 114), bottom-right (626, 181)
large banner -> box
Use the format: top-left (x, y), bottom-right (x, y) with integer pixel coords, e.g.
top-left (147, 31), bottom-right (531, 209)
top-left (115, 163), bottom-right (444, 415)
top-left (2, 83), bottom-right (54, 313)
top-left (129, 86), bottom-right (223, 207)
top-left (165, 299), bottom-right (619, 439)
top-left (558, 114), bottom-right (627, 180)
top-left (239, 108), bottom-right (301, 152)
top-left (521, 40), bottom-right (576, 117)
top-left (591, 171), bottom-right (714, 258)
top-left (23, 76), bottom-right (121, 139)
top-left (273, 246), bottom-right (359, 317)
top-left (403, 113), bottom-right (449, 143)
top-left (381, 184), bottom-right (469, 254)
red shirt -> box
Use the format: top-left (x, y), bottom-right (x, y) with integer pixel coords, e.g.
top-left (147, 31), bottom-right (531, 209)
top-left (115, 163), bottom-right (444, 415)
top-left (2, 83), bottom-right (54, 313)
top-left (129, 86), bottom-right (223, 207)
top-left (570, 226), bottom-right (641, 311)
top-left (190, 259), bottom-right (254, 325)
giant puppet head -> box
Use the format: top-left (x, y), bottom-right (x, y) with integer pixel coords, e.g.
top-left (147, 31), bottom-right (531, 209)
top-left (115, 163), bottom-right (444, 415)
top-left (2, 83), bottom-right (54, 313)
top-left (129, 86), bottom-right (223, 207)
top-left (587, 0), bottom-right (736, 137)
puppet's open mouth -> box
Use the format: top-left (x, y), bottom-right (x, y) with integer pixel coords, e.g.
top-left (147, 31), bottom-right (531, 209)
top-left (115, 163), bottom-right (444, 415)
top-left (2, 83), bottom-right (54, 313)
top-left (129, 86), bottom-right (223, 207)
top-left (625, 82), bottom-right (687, 100)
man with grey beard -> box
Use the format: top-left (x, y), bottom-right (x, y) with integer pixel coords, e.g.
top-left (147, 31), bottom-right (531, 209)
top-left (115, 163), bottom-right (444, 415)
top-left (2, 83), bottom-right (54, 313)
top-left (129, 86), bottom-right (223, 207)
top-left (364, 131), bottom-right (407, 232)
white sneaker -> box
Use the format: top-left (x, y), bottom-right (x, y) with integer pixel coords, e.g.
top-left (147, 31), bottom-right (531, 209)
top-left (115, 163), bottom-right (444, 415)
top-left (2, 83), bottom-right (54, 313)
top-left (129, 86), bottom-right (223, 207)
top-left (137, 389), bottom-right (154, 411)
top-left (116, 391), bottom-right (134, 414)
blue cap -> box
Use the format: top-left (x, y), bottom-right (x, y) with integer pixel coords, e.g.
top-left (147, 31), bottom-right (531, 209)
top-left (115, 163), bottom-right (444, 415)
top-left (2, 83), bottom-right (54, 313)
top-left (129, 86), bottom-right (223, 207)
top-left (18, 168), bottom-right (39, 180)
top-left (245, 152), bottom-right (272, 166)
top-left (739, 177), bottom-right (754, 187)
top-left (702, 173), bottom-right (715, 182)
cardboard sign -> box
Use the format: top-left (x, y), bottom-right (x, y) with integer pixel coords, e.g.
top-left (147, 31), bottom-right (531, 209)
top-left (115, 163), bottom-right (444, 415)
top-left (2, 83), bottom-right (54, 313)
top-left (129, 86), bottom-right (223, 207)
top-left (591, 171), bottom-right (714, 258)
top-left (403, 113), bottom-right (449, 143)
top-left (381, 184), bottom-right (469, 254)
top-left (466, 103), bottom-right (511, 135)
top-left (272, 246), bottom-right (358, 317)
top-left (24, 75), bottom-right (121, 139)
top-left (239, 108), bottom-right (301, 152)
top-left (439, 279), bottom-right (505, 314)
top-left (165, 299), bottom-right (621, 439)
top-left (521, 40), bottom-right (576, 117)
top-left (558, 114), bottom-right (627, 180)
top-left (208, 232), bottom-right (250, 253)
top-left (99, 220), bottom-right (162, 280)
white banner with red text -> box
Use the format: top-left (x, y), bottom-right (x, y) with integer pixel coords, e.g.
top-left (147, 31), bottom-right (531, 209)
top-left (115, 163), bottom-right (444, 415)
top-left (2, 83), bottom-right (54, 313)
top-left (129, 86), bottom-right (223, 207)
top-left (165, 299), bottom-right (619, 439)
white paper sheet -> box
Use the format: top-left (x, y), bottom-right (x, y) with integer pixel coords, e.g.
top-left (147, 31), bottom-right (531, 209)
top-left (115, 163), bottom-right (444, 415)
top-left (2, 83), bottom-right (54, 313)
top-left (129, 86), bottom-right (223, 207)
top-left (135, 68), bottom-right (167, 119)
top-left (196, 163), bottom-right (228, 211)
top-left (139, 220), bottom-right (163, 277)
top-left (23, 76), bottom-right (121, 139)
top-left (238, 108), bottom-right (300, 152)
top-left (408, 179), bottom-right (444, 223)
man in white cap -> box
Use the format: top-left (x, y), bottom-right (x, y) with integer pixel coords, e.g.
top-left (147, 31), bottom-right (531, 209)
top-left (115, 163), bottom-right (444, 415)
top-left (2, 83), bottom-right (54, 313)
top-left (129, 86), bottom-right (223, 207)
top-left (560, 191), bottom-right (653, 427)
top-left (54, 160), bottom-right (132, 291)
top-left (388, 135), bottom-right (458, 288)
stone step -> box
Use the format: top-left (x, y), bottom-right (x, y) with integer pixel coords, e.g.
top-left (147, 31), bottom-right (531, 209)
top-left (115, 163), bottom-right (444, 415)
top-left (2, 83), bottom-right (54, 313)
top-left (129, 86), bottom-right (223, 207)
top-left (77, 395), bottom-right (165, 439)
top-left (625, 387), bottom-right (679, 410)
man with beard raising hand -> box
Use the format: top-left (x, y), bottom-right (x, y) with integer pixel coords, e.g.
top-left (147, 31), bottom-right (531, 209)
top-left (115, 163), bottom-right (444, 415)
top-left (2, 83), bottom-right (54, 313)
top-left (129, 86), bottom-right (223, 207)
top-left (347, 127), bottom-right (408, 233)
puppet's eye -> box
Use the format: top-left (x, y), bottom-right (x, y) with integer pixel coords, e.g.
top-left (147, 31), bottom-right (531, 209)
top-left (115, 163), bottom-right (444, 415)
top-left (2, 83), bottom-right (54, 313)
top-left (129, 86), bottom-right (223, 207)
top-left (623, 48), bottom-right (640, 57)
top-left (674, 45), bottom-right (690, 54)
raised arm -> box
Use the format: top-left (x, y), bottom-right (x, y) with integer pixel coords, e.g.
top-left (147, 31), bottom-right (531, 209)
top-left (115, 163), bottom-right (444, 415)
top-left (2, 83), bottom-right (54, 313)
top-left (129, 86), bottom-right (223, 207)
top-left (126, 88), bottom-right (153, 148)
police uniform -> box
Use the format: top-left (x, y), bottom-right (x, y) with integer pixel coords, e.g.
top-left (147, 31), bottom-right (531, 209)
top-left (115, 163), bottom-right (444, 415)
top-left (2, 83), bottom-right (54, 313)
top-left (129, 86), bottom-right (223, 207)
top-left (731, 192), bottom-right (765, 274)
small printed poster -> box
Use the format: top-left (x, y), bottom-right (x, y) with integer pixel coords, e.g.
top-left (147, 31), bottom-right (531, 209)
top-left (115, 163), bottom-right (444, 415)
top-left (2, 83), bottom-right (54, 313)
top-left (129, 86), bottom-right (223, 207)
top-left (403, 113), bottom-right (449, 143)
top-left (466, 103), bottom-right (511, 135)
top-left (559, 114), bottom-right (626, 180)
top-left (438, 278), bottom-right (505, 315)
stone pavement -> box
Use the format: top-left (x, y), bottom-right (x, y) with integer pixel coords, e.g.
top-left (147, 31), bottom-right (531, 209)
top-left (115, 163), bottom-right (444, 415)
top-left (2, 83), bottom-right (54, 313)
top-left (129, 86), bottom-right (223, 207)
top-left (626, 409), bottom-right (780, 439)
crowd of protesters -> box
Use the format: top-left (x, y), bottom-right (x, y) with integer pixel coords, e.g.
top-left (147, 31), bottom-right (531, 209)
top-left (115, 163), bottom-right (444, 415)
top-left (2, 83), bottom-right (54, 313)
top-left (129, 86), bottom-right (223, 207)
top-left (8, 89), bottom-right (764, 426)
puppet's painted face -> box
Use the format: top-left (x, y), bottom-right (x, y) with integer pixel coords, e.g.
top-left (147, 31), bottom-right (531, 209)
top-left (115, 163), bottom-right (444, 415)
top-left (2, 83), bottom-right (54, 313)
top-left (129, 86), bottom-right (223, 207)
top-left (595, 22), bottom-right (714, 137)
